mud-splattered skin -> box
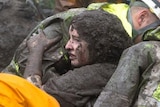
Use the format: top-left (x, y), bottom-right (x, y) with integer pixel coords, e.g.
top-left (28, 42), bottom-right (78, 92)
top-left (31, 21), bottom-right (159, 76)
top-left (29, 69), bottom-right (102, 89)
top-left (65, 25), bottom-right (90, 68)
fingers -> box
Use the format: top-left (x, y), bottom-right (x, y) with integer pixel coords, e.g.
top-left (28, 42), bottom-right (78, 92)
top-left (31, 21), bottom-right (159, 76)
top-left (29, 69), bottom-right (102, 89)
top-left (29, 28), bottom-right (59, 51)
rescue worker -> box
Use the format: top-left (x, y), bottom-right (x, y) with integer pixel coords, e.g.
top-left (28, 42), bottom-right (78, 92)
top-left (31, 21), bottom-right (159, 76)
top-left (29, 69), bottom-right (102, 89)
top-left (93, 0), bottom-right (160, 107)
top-left (0, 10), bottom-right (131, 107)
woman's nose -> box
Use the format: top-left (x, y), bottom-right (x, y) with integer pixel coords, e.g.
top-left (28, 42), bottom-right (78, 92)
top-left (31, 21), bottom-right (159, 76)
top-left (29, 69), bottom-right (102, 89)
top-left (65, 40), bottom-right (73, 50)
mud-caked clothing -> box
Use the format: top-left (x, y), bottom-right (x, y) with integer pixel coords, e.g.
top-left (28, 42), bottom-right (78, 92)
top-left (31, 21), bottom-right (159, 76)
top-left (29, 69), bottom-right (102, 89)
top-left (94, 27), bottom-right (160, 107)
top-left (43, 63), bottom-right (116, 107)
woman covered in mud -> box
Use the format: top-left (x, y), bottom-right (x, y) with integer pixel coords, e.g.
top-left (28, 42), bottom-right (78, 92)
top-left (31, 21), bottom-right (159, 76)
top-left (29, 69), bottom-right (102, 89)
top-left (0, 10), bottom-right (132, 107)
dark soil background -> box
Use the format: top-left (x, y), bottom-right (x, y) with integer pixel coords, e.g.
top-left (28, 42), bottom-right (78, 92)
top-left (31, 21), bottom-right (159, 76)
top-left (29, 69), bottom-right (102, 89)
top-left (0, 0), bottom-right (40, 70)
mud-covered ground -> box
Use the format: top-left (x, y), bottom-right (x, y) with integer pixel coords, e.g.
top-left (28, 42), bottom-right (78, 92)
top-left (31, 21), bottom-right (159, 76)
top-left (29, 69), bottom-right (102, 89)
top-left (0, 0), bottom-right (40, 70)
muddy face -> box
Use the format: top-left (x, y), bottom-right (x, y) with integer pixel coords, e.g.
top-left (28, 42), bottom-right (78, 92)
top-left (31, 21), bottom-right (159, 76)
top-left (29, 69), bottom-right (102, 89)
top-left (65, 26), bottom-right (90, 68)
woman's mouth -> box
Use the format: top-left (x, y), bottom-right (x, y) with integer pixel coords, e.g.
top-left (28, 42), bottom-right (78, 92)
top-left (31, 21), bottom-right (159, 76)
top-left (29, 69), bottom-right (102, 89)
top-left (69, 53), bottom-right (76, 60)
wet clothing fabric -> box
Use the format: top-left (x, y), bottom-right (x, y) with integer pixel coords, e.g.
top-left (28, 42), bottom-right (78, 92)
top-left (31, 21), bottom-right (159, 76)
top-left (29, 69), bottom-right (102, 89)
top-left (93, 27), bottom-right (160, 107)
top-left (0, 73), bottom-right (60, 107)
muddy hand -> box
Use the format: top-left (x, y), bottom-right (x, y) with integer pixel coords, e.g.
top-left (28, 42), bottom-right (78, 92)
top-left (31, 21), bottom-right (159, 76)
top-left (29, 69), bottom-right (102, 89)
top-left (27, 29), bottom-right (58, 52)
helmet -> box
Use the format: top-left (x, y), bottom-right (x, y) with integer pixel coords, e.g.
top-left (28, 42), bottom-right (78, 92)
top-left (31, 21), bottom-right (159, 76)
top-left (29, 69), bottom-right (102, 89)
top-left (141, 0), bottom-right (160, 19)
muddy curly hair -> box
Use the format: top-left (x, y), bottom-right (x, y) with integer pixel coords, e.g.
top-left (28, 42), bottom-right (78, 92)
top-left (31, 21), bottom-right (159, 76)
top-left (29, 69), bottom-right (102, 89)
top-left (70, 10), bottom-right (132, 64)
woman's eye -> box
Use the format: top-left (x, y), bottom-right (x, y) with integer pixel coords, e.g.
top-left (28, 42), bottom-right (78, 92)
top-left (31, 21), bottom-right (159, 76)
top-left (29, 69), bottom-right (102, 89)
top-left (74, 39), bottom-right (80, 42)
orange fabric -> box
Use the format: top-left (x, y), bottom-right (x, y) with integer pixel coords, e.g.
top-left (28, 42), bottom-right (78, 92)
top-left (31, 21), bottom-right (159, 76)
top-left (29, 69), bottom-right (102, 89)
top-left (0, 73), bottom-right (60, 107)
